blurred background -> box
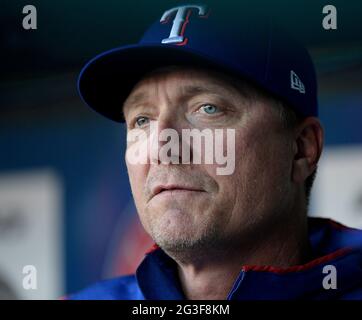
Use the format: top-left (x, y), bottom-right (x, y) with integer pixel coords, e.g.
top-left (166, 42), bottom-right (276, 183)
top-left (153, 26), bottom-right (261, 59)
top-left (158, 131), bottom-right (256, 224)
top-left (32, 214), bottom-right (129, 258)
top-left (0, 0), bottom-right (361, 299)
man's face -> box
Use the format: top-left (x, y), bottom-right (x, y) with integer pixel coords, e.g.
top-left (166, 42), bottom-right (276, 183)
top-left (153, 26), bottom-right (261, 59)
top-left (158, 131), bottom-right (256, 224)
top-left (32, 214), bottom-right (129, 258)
top-left (123, 67), bottom-right (295, 253)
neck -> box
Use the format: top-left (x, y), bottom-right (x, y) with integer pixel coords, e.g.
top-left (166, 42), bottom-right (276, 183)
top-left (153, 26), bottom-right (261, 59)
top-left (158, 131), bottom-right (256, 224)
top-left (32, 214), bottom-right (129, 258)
top-left (173, 211), bottom-right (311, 300)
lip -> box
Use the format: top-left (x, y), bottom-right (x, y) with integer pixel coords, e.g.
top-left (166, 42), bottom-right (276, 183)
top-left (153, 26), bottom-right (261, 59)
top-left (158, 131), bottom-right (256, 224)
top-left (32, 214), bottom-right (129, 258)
top-left (151, 184), bottom-right (205, 200)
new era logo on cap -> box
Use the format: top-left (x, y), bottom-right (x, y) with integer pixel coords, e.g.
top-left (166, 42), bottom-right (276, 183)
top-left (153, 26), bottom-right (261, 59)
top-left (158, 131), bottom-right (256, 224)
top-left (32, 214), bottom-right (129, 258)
top-left (290, 70), bottom-right (305, 94)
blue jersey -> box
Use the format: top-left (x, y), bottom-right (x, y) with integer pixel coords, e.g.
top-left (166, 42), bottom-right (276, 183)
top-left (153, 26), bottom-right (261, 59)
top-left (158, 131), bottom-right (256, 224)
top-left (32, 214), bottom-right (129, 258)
top-left (68, 218), bottom-right (362, 300)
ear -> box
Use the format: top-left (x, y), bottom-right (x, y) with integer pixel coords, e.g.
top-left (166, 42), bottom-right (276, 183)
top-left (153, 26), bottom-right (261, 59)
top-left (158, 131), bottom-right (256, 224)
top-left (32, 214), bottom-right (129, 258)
top-left (292, 117), bottom-right (324, 184)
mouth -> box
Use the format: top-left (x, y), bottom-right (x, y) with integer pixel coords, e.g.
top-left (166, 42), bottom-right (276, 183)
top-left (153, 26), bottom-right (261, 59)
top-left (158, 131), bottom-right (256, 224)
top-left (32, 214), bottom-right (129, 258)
top-left (151, 184), bottom-right (206, 200)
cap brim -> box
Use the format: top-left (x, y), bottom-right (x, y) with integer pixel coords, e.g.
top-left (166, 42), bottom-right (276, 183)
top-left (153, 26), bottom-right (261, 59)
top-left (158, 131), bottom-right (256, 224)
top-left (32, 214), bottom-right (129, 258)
top-left (78, 43), bottom-right (240, 122)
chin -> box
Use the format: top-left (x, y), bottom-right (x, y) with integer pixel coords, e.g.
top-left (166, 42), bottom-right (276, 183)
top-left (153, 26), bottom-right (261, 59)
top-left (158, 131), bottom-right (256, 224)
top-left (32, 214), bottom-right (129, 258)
top-left (150, 221), bottom-right (222, 254)
top-left (155, 236), bottom-right (207, 254)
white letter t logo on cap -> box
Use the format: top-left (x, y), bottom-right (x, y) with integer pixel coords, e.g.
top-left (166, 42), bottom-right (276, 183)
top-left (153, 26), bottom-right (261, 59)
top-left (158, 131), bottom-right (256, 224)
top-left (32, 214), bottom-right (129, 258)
top-left (160, 5), bottom-right (208, 45)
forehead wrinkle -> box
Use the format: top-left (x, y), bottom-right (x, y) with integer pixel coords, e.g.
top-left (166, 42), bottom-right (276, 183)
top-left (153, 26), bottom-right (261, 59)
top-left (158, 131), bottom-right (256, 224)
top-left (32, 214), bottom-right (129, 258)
top-left (124, 69), bottom-right (248, 116)
top-left (125, 91), bottom-right (148, 108)
top-left (145, 69), bottom-right (241, 97)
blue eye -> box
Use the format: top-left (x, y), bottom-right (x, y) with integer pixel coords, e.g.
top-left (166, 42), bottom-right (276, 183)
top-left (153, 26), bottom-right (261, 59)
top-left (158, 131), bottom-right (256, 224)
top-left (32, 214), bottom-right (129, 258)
top-left (200, 104), bottom-right (219, 115)
top-left (135, 116), bottom-right (149, 127)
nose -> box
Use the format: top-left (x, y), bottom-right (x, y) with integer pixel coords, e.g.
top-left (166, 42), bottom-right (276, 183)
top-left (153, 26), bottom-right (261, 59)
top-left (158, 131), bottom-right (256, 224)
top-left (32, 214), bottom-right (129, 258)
top-left (149, 109), bottom-right (189, 165)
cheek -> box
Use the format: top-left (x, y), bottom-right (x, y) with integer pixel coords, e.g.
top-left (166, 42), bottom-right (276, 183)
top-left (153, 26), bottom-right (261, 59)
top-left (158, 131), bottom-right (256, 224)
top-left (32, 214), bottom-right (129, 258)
top-left (233, 127), bottom-right (292, 205)
top-left (196, 128), bottom-right (244, 207)
top-left (125, 130), bottom-right (151, 208)
top-left (126, 161), bottom-right (148, 208)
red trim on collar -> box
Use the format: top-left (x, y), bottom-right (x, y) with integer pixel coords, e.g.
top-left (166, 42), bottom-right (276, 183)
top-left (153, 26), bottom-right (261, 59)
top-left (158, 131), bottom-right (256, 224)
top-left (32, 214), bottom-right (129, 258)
top-left (145, 243), bottom-right (160, 254)
top-left (242, 247), bottom-right (352, 274)
top-left (327, 218), bottom-right (359, 232)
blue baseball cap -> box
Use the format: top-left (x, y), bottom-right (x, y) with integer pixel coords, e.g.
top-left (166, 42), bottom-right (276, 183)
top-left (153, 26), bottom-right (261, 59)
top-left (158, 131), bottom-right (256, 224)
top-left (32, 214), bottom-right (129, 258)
top-left (78, 4), bottom-right (318, 122)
